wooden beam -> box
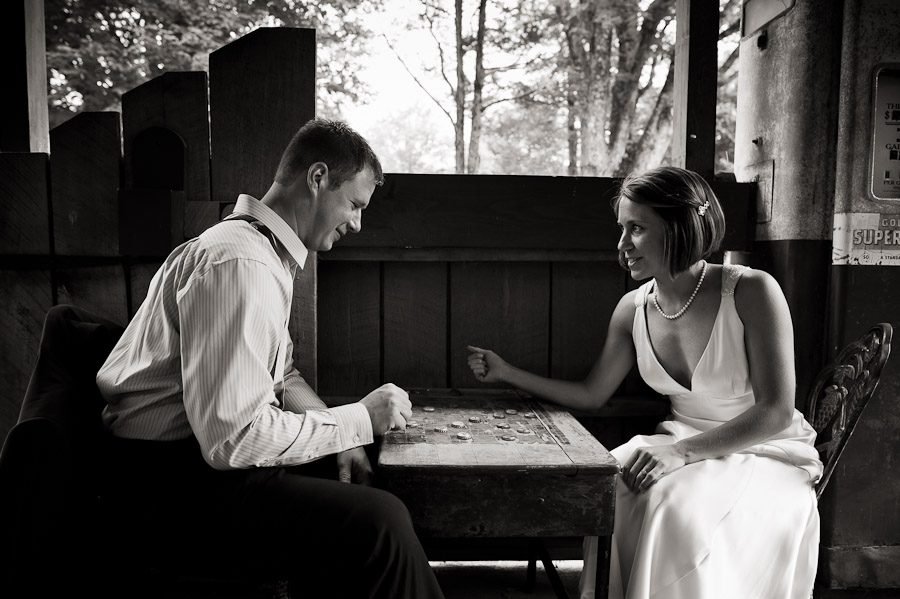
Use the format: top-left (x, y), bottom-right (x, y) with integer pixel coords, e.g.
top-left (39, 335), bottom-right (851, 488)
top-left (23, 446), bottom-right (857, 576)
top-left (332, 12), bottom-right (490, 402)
top-left (672, 0), bottom-right (720, 178)
top-left (0, 0), bottom-right (49, 153)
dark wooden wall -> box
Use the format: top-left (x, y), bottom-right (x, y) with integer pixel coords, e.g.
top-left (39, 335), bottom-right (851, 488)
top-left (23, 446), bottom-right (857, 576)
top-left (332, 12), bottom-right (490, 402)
top-left (316, 173), bottom-right (756, 447)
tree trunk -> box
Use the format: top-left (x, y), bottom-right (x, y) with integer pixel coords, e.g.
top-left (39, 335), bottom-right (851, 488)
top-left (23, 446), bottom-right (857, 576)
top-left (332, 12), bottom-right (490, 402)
top-left (466, 0), bottom-right (487, 174)
top-left (618, 63), bottom-right (675, 175)
top-left (567, 86), bottom-right (578, 176)
top-left (454, 0), bottom-right (466, 173)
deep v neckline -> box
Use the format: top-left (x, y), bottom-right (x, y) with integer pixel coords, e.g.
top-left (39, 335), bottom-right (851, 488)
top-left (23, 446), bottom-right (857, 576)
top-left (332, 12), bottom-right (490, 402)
top-left (642, 285), bottom-right (724, 392)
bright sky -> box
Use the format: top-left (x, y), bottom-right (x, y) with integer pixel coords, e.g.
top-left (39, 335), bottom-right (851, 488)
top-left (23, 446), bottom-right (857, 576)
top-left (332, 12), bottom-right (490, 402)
top-left (339, 3), bottom-right (435, 123)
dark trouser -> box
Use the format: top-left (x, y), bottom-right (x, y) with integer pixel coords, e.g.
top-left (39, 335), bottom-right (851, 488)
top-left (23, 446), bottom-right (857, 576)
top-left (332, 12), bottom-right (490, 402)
top-left (100, 436), bottom-right (444, 599)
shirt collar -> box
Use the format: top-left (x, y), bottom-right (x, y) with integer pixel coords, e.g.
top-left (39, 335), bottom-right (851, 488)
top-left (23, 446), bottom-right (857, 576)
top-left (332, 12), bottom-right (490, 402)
top-left (227, 194), bottom-right (309, 269)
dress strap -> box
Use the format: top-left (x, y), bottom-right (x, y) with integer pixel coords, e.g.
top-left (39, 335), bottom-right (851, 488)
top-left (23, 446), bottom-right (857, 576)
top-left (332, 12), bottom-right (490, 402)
top-left (721, 264), bottom-right (749, 296)
top-left (634, 279), bottom-right (655, 308)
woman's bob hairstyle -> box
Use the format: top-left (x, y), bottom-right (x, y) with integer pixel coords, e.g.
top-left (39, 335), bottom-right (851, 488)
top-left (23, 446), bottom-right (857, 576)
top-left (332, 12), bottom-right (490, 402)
top-left (613, 166), bottom-right (726, 278)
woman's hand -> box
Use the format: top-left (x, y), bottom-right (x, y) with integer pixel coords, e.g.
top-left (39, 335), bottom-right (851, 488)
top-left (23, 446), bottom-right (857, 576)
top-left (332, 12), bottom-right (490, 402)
top-left (466, 345), bottom-right (507, 384)
top-left (622, 443), bottom-right (688, 493)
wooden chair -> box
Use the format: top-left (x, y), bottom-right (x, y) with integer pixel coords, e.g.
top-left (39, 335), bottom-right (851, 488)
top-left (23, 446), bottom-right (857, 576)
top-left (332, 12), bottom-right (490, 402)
top-left (806, 323), bottom-right (893, 500)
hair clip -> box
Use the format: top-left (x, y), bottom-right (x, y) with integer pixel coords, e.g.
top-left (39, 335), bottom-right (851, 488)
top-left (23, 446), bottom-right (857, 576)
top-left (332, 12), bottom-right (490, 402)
top-left (697, 200), bottom-right (710, 217)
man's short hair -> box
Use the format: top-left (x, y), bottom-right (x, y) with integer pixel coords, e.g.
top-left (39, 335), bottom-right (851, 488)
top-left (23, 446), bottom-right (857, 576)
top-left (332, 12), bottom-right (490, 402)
top-left (274, 118), bottom-right (384, 190)
top-left (612, 166), bottom-right (726, 278)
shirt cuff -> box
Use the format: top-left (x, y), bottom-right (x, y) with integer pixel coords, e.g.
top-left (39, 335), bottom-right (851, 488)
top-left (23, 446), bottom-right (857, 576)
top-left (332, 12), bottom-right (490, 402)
top-left (330, 403), bottom-right (374, 449)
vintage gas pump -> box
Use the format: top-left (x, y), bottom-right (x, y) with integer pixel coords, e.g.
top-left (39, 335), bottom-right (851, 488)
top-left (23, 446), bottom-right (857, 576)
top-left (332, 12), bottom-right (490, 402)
top-left (736, 0), bottom-right (900, 591)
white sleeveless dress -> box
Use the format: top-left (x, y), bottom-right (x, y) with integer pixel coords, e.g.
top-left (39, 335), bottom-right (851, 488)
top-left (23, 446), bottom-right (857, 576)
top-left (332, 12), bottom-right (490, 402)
top-left (579, 264), bottom-right (823, 599)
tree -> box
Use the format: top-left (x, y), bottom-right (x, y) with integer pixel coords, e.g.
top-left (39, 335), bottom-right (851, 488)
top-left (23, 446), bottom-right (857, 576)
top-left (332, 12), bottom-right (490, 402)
top-left (383, 0), bottom-right (550, 173)
top-left (45, 0), bottom-right (382, 128)
top-left (480, 0), bottom-right (741, 176)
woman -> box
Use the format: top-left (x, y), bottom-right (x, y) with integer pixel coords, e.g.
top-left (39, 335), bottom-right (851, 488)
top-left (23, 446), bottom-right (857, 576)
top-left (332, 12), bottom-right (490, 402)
top-left (467, 166), bottom-right (822, 599)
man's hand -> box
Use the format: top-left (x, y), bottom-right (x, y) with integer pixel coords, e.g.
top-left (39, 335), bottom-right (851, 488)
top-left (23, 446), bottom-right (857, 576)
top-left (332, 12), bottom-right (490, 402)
top-left (359, 383), bottom-right (412, 435)
top-left (336, 447), bottom-right (374, 486)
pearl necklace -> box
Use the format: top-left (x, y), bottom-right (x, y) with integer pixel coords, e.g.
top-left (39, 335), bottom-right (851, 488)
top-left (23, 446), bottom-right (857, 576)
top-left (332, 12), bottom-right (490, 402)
top-left (653, 261), bottom-right (708, 320)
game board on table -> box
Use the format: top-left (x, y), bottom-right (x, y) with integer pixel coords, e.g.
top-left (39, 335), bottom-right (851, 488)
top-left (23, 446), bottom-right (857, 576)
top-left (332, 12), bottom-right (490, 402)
top-left (384, 396), bottom-right (564, 446)
top-left (378, 389), bottom-right (614, 470)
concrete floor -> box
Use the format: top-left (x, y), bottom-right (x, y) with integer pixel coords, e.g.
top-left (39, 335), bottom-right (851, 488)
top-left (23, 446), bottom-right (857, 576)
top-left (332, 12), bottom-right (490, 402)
top-left (431, 560), bottom-right (582, 599)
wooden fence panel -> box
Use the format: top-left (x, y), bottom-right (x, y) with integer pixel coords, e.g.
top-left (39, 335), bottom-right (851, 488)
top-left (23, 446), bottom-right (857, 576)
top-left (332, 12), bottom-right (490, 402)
top-left (383, 261), bottom-right (447, 388)
top-left (122, 71), bottom-right (210, 203)
top-left (128, 261), bottom-right (164, 318)
top-left (551, 261), bottom-right (627, 381)
top-left (210, 27), bottom-right (318, 385)
top-left (49, 112), bottom-right (121, 256)
top-left (0, 153), bottom-right (49, 255)
top-left (56, 264), bottom-right (129, 326)
top-left (0, 269), bottom-right (53, 444)
top-left (209, 27), bottom-right (316, 204)
top-left (290, 258), bottom-right (318, 392)
top-left (316, 261), bottom-right (380, 397)
top-left (449, 262), bottom-right (550, 388)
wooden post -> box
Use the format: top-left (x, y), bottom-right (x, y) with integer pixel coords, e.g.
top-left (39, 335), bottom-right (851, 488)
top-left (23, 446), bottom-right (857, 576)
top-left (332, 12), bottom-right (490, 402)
top-left (210, 27), bottom-right (318, 389)
top-left (0, 0), bottom-right (49, 153)
top-left (672, 0), bottom-right (719, 178)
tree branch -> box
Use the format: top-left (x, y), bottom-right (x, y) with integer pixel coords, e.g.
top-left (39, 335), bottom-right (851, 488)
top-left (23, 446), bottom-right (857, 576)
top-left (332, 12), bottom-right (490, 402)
top-left (481, 87), bottom-right (541, 110)
top-left (381, 33), bottom-right (455, 125)
top-left (424, 13), bottom-right (457, 96)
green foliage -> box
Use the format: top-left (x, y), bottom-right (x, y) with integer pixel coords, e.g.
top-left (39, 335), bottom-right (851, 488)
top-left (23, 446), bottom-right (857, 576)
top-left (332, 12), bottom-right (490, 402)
top-left (45, 0), bottom-right (380, 127)
top-left (45, 0), bottom-right (740, 175)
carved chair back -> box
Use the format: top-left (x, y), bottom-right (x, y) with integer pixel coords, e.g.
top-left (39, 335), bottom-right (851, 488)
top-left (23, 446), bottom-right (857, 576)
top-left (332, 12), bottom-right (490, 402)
top-left (806, 323), bottom-right (893, 501)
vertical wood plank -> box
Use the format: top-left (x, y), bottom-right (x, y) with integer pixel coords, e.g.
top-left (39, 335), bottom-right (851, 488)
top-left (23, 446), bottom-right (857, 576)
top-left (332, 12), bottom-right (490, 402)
top-left (118, 190), bottom-right (185, 257)
top-left (49, 112), bottom-right (122, 256)
top-left (0, 269), bottom-right (53, 444)
top-left (290, 257), bottom-right (318, 392)
top-left (209, 26), bottom-right (317, 387)
top-left (672, 0), bottom-right (719, 178)
top-left (209, 27), bottom-right (316, 204)
top-left (317, 261), bottom-right (381, 397)
top-left (551, 262), bottom-right (626, 381)
top-left (0, 153), bottom-right (49, 255)
top-left (128, 261), bottom-right (164, 318)
top-left (0, 0), bottom-right (48, 153)
top-left (122, 71), bottom-right (211, 202)
top-left (184, 202), bottom-right (221, 239)
top-left (449, 262), bottom-right (550, 388)
top-left (56, 265), bottom-right (129, 326)
top-left (383, 262), bottom-right (447, 388)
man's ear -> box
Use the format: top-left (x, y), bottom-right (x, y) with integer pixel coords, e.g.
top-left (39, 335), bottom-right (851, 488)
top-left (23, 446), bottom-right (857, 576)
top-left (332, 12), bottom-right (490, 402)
top-left (307, 162), bottom-right (329, 196)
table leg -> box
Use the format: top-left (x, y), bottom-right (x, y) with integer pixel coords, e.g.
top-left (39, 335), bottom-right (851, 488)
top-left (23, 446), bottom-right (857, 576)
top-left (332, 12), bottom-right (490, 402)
top-left (594, 535), bottom-right (612, 599)
top-left (526, 539), bottom-right (538, 592)
top-left (537, 539), bottom-right (570, 599)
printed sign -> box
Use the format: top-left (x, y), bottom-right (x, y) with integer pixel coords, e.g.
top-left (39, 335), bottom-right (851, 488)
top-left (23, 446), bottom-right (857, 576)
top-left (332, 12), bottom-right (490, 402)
top-left (834, 212), bottom-right (900, 265)
top-left (871, 66), bottom-right (900, 200)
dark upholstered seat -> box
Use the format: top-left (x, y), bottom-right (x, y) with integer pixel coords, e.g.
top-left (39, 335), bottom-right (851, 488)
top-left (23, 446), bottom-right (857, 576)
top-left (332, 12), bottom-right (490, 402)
top-left (0, 305), bottom-right (287, 598)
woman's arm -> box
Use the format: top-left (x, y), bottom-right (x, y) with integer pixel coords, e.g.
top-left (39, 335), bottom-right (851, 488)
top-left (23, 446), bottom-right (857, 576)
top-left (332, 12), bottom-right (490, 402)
top-left (625, 269), bottom-right (796, 492)
top-left (467, 291), bottom-right (638, 412)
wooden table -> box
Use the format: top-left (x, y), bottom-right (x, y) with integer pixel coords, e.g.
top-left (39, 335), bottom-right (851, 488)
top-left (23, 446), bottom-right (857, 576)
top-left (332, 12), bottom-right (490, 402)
top-left (376, 388), bottom-right (620, 599)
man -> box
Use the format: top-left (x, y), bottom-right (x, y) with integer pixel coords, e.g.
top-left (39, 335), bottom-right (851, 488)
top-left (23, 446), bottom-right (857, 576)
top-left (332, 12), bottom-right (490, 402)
top-left (97, 118), bottom-right (445, 598)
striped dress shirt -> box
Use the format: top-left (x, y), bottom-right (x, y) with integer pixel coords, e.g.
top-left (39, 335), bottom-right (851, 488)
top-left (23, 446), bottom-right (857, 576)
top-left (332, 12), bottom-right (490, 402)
top-left (97, 194), bottom-right (373, 470)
